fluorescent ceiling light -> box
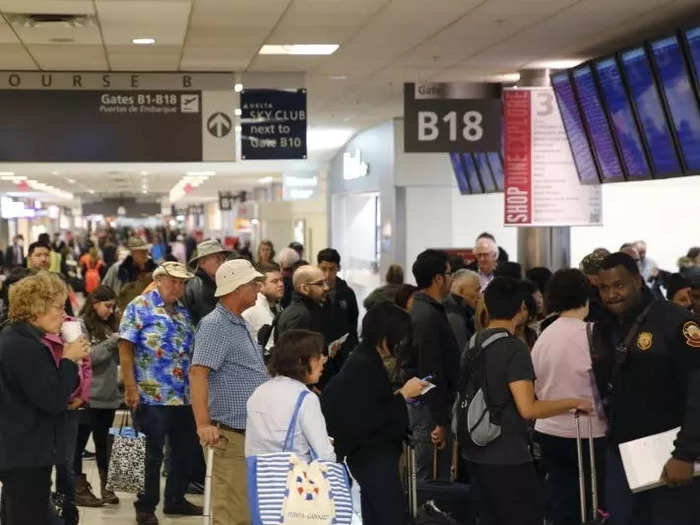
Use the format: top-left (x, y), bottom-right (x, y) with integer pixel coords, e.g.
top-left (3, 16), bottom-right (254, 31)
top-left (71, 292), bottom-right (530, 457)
top-left (132, 38), bottom-right (156, 45)
top-left (259, 177), bottom-right (274, 184)
top-left (234, 83), bottom-right (244, 92)
top-left (330, 75), bottom-right (348, 80)
top-left (0, 171), bottom-right (15, 176)
top-left (307, 127), bottom-right (355, 152)
top-left (259, 44), bottom-right (339, 56)
top-left (185, 171), bottom-right (216, 176)
top-left (527, 58), bottom-right (586, 69)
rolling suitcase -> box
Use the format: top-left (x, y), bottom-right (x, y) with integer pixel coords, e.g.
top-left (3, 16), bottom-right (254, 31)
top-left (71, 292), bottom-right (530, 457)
top-left (575, 414), bottom-right (608, 525)
top-left (202, 446), bottom-right (214, 525)
top-left (405, 441), bottom-right (474, 525)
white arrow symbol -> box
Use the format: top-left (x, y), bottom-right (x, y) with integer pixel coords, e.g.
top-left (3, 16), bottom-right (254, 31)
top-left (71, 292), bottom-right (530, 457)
top-left (208, 113), bottom-right (231, 137)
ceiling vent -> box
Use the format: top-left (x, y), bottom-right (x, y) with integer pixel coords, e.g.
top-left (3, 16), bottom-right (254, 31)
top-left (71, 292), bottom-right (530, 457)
top-left (6, 13), bottom-right (96, 29)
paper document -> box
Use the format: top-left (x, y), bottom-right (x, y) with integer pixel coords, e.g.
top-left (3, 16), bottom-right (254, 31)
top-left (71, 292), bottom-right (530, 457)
top-left (328, 333), bottom-right (349, 353)
top-left (420, 382), bottom-right (436, 396)
top-left (618, 427), bottom-right (700, 493)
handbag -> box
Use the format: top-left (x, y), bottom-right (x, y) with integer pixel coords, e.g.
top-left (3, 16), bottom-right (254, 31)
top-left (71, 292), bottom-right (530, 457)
top-left (246, 390), bottom-right (354, 525)
top-left (105, 411), bottom-right (146, 495)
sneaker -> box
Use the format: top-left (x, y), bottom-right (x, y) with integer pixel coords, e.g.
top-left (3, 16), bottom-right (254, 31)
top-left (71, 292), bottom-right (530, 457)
top-left (82, 450), bottom-right (96, 460)
top-left (136, 511), bottom-right (159, 525)
top-left (163, 499), bottom-right (203, 516)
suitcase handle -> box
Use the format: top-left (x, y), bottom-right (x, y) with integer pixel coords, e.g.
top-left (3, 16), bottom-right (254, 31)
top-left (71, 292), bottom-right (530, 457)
top-left (575, 412), bottom-right (598, 523)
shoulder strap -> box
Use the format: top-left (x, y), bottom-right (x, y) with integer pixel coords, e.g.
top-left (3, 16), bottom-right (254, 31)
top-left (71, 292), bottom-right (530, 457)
top-left (608, 301), bottom-right (656, 387)
top-left (282, 390), bottom-right (310, 452)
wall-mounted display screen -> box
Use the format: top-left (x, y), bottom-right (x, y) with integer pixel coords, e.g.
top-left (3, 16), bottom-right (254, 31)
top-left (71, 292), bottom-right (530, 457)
top-left (620, 47), bottom-right (681, 175)
top-left (475, 152), bottom-right (497, 192)
top-left (649, 35), bottom-right (700, 171)
top-left (572, 65), bottom-right (625, 181)
top-left (460, 153), bottom-right (484, 193)
top-left (684, 27), bottom-right (700, 85)
top-left (487, 152), bottom-right (505, 191)
top-left (551, 72), bottom-right (601, 184)
top-left (449, 153), bottom-right (471, 194)
top-left (594, 57), bottom-right (652, 179)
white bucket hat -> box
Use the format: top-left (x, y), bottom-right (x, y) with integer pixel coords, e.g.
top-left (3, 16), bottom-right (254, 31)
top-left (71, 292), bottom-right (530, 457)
top-left (214, 259), bottom-right (263, 297)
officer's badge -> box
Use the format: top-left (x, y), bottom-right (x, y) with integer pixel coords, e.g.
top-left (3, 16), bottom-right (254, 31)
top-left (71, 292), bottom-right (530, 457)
top-left (636, 332), bottom-right (653, 351)
top-left (682, 321), bottom-right (700, 349)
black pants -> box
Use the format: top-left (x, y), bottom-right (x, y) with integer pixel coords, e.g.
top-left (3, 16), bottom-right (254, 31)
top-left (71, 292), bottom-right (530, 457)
top-left (535, 432), bottom-right (606, 525)
top-left (74, 407), bottom-right (116, 475)
top-left (0, 466), bottom-right (52, 525)
top-left (133, 404), bottom-right (196, 513)
top-left (469, 461), bottom-right (544, 525)
top-left (348, 448), bottom-right (406, 525)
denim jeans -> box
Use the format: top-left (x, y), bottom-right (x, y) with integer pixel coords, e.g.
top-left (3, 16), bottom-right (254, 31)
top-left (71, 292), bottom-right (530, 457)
top-left (407, 402), bottom-right (452, 481)
top-left (55, 410), bottom-right (80, 502)
top-left (132, 404), bottom-right (196, 513)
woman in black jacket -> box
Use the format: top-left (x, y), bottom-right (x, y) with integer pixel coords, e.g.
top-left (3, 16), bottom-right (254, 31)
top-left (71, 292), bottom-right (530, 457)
top-left (321, 303), bottom-right (427, 525)
top-left (0, 272), bottom-right (89, 525)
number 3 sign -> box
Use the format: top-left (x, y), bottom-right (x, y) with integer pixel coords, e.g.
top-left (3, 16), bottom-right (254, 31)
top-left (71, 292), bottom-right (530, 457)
top-left (403, 83), bottom-right (502, 153)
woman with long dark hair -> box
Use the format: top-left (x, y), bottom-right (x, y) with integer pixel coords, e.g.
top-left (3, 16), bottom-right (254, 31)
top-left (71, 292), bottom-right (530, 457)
top-left (73, 285), bottom-right (121, 506)
top-left (321, 303), bottom-right (427, 525)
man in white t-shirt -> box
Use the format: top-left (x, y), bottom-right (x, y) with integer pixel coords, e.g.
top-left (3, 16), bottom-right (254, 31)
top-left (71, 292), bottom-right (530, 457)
top-left (242, 262), bottom-right (285, 343)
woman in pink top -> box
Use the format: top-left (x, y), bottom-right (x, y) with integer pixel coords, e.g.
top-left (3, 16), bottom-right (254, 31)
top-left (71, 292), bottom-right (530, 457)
top-left (531, 269), bottom-right (608, 525)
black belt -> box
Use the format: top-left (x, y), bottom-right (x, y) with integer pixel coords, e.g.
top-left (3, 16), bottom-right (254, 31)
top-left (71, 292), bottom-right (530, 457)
top-left (214, 421), bottom-right (245, 434)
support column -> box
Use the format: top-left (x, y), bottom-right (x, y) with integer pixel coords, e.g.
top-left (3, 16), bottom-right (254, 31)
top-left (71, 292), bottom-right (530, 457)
top-left (515, 69), bottom-right (571, 272)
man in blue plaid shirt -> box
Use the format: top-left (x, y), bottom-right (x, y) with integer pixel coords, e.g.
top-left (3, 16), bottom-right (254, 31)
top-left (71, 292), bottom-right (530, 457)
top-left (190, 259), bottom-right (269, 525)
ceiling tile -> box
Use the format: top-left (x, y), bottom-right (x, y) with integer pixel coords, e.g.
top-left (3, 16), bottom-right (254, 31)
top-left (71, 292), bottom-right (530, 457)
top-left (0, 1), bottom-right (95, 15)
top-left (0, 43), bottom-right (36, 68)
top-left (109, 51), bottom-right (181, 70)
top-left (96, 0), bottom-right (191, 46)
top-left (27, 43), bottom-right (108, 69)
top-left (187, 0), bottom-right (289, 29)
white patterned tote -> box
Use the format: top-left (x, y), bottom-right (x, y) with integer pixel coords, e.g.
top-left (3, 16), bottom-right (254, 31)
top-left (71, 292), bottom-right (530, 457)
top-left (106, 418), bottom-right (146, 495)
top-left (247, 390), bottom-right (353, 525)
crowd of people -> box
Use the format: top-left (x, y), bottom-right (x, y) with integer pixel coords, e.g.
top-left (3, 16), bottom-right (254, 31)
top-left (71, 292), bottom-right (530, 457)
top-left (0, 228), bottom-right (698, 525)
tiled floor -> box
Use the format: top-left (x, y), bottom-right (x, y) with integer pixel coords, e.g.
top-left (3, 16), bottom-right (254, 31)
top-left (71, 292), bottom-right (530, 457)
top-left (79, 459), bottom-right (204, 525)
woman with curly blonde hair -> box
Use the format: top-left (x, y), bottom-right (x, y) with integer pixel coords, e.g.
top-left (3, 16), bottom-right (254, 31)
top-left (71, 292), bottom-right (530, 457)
top-left (0, 272), bottom-right (89, 525)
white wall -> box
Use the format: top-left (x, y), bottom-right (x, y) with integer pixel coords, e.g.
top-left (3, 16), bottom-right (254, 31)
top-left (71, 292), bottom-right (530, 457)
top-left (259, 197), bottom-right (328, 262)
top-left (571, 177), bottom-right (700, 272)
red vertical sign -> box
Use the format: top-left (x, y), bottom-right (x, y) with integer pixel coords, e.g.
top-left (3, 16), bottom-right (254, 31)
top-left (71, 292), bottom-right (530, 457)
top-left (503, 90), bottom-right (531, 224)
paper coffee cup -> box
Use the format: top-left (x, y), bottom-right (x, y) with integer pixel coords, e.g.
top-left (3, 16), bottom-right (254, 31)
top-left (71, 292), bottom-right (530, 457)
top-left (61, 321), bottom-right (83, 343)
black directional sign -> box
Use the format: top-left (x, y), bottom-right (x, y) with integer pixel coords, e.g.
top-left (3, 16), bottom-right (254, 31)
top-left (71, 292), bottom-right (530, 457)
top-left (241, 88), bottom-right (307, 160)
top-left (207, 112), bottom-right (231, 137)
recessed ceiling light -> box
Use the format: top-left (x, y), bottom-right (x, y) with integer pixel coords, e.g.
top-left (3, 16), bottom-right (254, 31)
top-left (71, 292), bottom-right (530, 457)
top-left (234, 108), bottom-right (242, 116)
top-left (51, 171), bottom-right (60, 175)
top-left (185, 171), bottom-right (216, 176)
top-left (330, 75), bottom-right (348, 80)
top-left (132, 38), bottom-right (156, 45)
top-left (142, 189), bottom-right (148, 194)
top-left (88, 189), bottom-right (95, 194)
top-left (140, 171), bottom-right (149, 175)
top-left (234, 83), bottom-right (244, 92)
top-left (66, 178), bottom-right (76, 184)
top-left (259, 44), bottom-right (339, 56)
top-left (259, 177), bottom-right (274, 184)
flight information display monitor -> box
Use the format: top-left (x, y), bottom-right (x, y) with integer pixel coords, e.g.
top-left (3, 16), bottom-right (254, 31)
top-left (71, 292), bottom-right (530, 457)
top-left (571, 65), bottom-right (625, 182)
top-left (683, 27), bottom-right (700, 86)
top-left (449, 153), bottom-right (471, 194)
top-left (594, 57), bottom-right (652, 179)
top-left (649, 35), bottom-right (700, 171)
top-left (487, 152), bottom-right (505, 191)
top-left (460, 153), bottom-right (484, 193)
top-left (620, 47), bottom-right (681, 175)
top-left (551, 72), bottom-right (601, 184)
top-left (475, 152), bottom-right (497, 192)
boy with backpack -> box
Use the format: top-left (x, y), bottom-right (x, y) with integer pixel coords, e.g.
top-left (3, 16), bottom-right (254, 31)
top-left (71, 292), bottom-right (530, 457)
top-left (456, 277), bottom-right (593, 525)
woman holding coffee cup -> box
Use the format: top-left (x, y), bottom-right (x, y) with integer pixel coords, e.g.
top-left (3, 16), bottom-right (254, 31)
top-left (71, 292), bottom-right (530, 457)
top-left (0, 271), bottom-right (89, 525)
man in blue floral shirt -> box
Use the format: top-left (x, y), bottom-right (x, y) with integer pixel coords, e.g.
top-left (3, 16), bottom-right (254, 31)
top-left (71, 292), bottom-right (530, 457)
top-left (118, 261), bottom-right (201, 525)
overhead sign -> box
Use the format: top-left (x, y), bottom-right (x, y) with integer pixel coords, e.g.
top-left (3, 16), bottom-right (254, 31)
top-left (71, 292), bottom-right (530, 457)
top-left (241, 88), bottom-right (307, 160)
top-left (218, 191), bottom-right (234, 211)
top-left (0, 72), bottom-right (235, 162)
top-left (404, 82), bottom-right (501, 153)
top-left (503, 87), bottom-right (602, 226)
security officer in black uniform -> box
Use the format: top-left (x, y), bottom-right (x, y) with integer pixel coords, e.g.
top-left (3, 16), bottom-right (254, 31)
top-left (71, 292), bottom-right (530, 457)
top-left (591, 252), bottom-right (700, 525)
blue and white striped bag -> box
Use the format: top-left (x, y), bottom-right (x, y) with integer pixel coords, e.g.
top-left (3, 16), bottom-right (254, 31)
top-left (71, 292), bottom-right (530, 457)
top-left (247, 390), bottom-right (354, 525)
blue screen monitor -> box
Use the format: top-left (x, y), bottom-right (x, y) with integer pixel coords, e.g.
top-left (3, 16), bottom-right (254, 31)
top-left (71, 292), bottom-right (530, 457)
top-left (683, 27), bottom-right (700, 88)
top-left (460, 153), bottom-right (484, 193)
top-left (449, 153), bottom-right (471, 194)
top-left (594, 57), bottom-right (652, 179)
top-left (486, 152), bottom-right (504, 191)
top-left (475, 153), bottom-right (497, 192)
top-left (649, 35), bottom-right (700, 172)
top-left (571, 65), bottom-right (625, 182)
top-left (551, 72), bottom-right (601, 184)
top-left (620, 47), bottom-right (681, 176)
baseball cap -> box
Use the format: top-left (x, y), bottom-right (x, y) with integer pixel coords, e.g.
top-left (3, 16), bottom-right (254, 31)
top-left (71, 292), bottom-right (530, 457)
top-left (215, 259), bottom-right (264, 298)
top-left (153, 261), bottom-right (195, 280)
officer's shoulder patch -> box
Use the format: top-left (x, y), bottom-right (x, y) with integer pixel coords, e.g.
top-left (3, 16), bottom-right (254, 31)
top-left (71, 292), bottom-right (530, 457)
top-left (637, 331), bottom-right (653, 351)
top-left (682, 321), bottom-right (700, 349)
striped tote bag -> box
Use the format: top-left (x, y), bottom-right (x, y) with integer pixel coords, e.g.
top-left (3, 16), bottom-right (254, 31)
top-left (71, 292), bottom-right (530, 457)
top-left (246, 390), bottom-right (354, 525)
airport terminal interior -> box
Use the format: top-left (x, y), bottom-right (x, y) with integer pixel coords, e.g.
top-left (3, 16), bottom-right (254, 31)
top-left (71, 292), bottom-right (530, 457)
top-left (0, 1), bottom-right (700, 525)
